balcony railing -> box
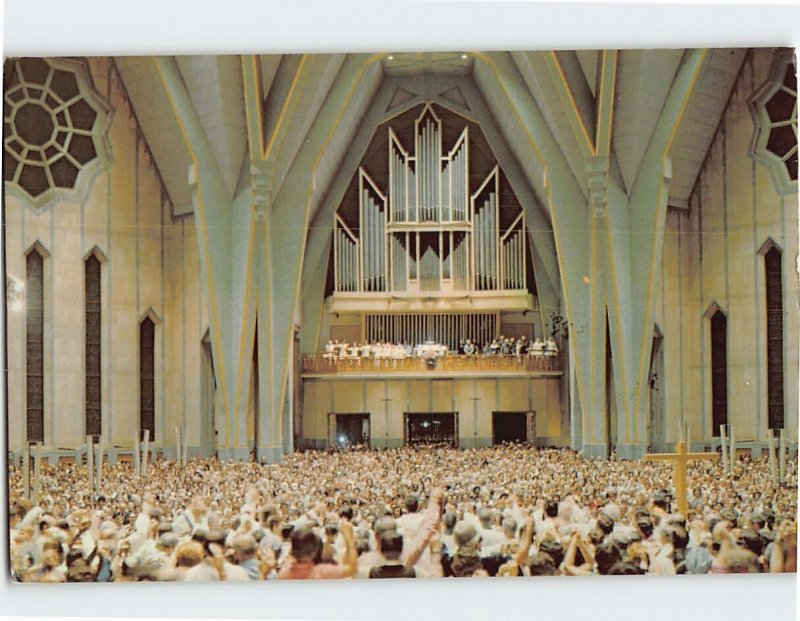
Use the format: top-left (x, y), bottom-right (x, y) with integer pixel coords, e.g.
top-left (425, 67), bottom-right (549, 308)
top-left (301, 353), bottom-right (562, 375)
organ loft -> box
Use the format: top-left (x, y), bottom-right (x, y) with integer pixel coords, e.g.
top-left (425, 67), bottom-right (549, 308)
top-left (3, 50), bottom-right (798, 465)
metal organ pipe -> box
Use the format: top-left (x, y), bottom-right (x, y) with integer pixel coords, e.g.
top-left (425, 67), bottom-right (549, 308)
top-left (371, 197), bottom-right (377, 291)
top-left (488, 193), bottom-right (496, 290)
top-left (419, 127), bottom-right (424, 221)
top-left (423, 124), bottom-right (428, 221)
top-left (363, 189), bottom-right (369, 291)
top-left (368, 193), bottom-right (375, 291)
top-left (479, 205), bottom-right (486, 290)
top-left (433, 123), bottom-right (439, 222)
top-left (347, 231), bottom-right (352, 292)
top-left (354, 236), bottom-right (359, 292)
top-left (336, 229), bottom-right (341, 291)
top-left (367, 194), bottom-right (379, 291)
top-left (474, 207), bottom-right (481, 289)
top-left (377, 199), bottom-right (383, 291)
top-left (341, 230), bottom-right (347, 291)
top-left (424, 123), bottom-right (430, 221)
top-left (349, 236), bottom-right (354, 291)
top-left (515, 231), bottom-right (520, 289)
top-left (335, 229), bottom-right (340, 291)
top-left (340, 230), bottom-right (346, 291)
top-left (380, 199), bottom-right (385, 290)
top-left (428, 122), bottom-right (434, 221)
top-left (399, 153), bottom-right (405, 222)
top-left (410, 165), bottom-right (416, 221)
top-left (425, 123), bottom-right (430, 221)
top-left (512, 230), bottom-right (518, 289)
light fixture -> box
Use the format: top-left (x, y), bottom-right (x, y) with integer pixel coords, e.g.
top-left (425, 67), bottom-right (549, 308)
top-left (461, 54), bottom-right (468, 60)
top-left (387, 55), bottom-right (394, 61)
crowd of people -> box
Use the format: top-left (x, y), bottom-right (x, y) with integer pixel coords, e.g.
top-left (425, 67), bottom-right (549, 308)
top-left (322, 335), bottom-right (558, 361)
top-left (8, 444), bottom-right (797, 582)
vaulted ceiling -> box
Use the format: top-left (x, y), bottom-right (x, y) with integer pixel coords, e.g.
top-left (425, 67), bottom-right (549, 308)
top-left (114, 49), bottom-right (747, 218)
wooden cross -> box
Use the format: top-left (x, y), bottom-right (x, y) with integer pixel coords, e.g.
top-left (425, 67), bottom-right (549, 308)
top-left (643, 441), bottom-right (719, 517)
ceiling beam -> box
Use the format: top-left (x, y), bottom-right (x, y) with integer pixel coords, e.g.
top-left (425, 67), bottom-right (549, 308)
top-left (544, 51), bottom-right (596, 159)
top-left (595, 50), bottom-right (618, 159)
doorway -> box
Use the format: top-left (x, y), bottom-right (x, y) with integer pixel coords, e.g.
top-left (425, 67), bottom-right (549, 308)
top-left (404, 412), bottom-right (458, 446)
top-left (648, 326), bottom-right (665, 451)
top-left (329, 413), bottom-right (370, 448)
top-left (200, 331), bottom-right (217, 457)
top-left (492, 412), bottom-right (529, 444)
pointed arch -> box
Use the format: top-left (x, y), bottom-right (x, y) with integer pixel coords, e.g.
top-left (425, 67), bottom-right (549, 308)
top-left (703, 300), bottom-right (726, 320)
top-left (140, 307), bottom-right (162, 325)
top-left (758, 236), bottom-right (784, 257)
top-left (83, 244), bottom-right (109, 264)
top-left (24, 240), bottom-right (51, 260)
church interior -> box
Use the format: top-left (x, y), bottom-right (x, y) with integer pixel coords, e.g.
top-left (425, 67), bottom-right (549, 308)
top-left (4, 48), bottom-right (798, 466)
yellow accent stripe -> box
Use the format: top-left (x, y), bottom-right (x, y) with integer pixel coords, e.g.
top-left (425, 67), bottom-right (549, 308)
top-left (241, 55), bottom-right (265, 161)
top-left (263, 55), bottom-right (310, 162)
top-left (595, 51), bottom-right (618, 158)
top-left (546, 51), bottom-right (595, 158)
top-left (472, 53), bottom-right (546, 167)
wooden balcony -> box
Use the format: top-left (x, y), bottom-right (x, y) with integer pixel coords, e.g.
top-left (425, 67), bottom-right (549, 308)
top-left (301, 353), bottom-right (562, 377)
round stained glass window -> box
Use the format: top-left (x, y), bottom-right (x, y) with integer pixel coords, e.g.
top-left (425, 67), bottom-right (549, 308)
top-left (3, 57), bottom-right (112, 209)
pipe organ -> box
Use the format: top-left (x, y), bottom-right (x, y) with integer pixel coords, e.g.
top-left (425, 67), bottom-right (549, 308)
top-left (365, 313), bottom-right (497, 352)
top-left (333, 105), bottom-right (527, 297)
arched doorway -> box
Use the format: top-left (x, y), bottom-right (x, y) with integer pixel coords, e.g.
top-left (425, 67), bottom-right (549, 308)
top-left (200, 330), bottom-right (217, 457)
top-left (648, 325), bottom-right (665, 451)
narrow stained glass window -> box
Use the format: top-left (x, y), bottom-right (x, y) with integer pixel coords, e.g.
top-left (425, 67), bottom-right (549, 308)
top-left (85, 255), bottom-right (101, 436)
top-left (710, 310), bottom-right (728, 435)
top-left (765, 247), bottom-right (784, 429)
top-left (26, 250), bottom-right (44, 443)
top-left (140, 317), bottom-right (156, 441)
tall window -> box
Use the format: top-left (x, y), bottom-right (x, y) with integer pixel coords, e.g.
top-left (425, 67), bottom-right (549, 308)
top-left (710, 310), bottom-right (728, 434)
top-left (26, 250), bottom-right (45, 443)
top-left (765, 247), bottom-right (784, 429)
top-left (140, 318), bottom-right (155, 440)
top-left (85, 255), bottom-right (102, 436)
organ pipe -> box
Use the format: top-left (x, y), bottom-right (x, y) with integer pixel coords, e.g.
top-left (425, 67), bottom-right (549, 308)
top-left (336, 109), bottom-right (532, 297)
